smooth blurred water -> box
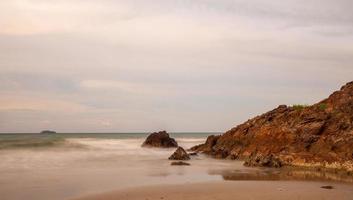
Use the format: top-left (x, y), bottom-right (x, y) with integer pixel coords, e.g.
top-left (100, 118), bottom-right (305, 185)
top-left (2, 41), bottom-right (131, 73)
top-left (0, 132), bottom-right (215, 149)
top-left (0, 132), bottom-right (234, 200)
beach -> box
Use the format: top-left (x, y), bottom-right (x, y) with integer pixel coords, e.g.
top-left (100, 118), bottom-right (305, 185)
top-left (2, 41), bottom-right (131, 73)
top-left (0, 133), bottom-right (352, 200)
top-left (72, 181), bottom-right (353, 200)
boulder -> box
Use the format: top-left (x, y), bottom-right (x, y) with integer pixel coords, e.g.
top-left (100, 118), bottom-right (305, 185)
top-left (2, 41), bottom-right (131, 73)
top-left (142, 131), bottom-right (178, 148)
top-left (171, 161), bottom-right (190, 166)
top-left (169, 147), bottom-right (190, 160)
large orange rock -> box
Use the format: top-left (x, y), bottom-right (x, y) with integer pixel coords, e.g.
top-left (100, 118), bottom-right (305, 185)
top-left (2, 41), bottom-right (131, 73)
top-left (191, 81), bottom-right (353, 172)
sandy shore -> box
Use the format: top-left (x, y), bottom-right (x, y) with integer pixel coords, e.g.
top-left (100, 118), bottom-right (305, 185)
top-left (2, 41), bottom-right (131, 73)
top-left (72, 180), bottom-right (353, 200)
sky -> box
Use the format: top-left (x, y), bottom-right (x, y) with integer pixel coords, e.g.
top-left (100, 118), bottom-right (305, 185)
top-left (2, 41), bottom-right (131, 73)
top-left (0, 0), bottom-right (352, 133)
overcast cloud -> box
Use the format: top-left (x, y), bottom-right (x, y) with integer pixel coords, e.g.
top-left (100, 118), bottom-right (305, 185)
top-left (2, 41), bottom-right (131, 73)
top-left (0, 0), bottom-right (352, 132)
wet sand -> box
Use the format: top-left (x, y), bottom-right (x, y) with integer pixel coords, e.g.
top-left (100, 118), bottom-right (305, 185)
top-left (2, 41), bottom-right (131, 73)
top-left (72, 180), bottom-right (353, 200)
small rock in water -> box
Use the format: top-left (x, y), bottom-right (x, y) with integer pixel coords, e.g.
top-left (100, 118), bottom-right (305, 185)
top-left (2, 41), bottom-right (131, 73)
top-left (321, 185), bottom-right (334, 189)
top-left (171, 161), bottom-right (190, 166)
top-left (142, 131), bottom-right (178, 148)
top-left (188, 152), bottom-right (198, 156)
top-left (169, 147), bottom-right (190, 160)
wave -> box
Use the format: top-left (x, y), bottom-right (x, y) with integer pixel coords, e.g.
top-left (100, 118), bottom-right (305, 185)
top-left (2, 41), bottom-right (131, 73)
top-left (0, 134), bottom-right (206, 151)
top-left (176, 137), bottom-right (206, 143)
top-left (67, 137), bottom-right (205, 150)
top-left (67, 138), bottom-right (145, 150)
top-left (0, 135), bottom-right (75, 150)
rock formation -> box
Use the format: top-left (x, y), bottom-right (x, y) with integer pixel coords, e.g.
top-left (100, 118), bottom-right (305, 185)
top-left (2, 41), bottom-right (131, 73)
top-left (169, 147), bottom-right (190, 160)
top-left (191, 81), bottom-right (353, 172)
top-left (142, 131), bottom-right (178, 148)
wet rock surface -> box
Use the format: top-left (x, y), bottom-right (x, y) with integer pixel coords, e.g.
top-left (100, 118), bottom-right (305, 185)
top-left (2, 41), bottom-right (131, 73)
top-left (142, 131), bottom-right (178, 148)
top-left (192, 81), bottom-right (353, 172)
top-left (244, 154), bottom-right (283, 168)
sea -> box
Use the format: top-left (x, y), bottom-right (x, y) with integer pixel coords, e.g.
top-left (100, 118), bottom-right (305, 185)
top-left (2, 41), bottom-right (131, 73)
top-left (0, 132), bottom-right (352, 200)
top-left (0, 132), bottom-right (235, 200)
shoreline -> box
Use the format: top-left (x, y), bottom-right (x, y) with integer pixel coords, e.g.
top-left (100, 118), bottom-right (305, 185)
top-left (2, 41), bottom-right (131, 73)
top-left (71, 180), bottom-right (353, 200)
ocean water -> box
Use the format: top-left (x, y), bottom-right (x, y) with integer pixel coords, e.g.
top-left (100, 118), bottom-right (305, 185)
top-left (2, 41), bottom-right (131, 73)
top-left (0, 132), bottom-right (241, 200)
top-left (0, 132), bottom-right (212, 150)
top-left (0, 133), bottom-right (352, 200)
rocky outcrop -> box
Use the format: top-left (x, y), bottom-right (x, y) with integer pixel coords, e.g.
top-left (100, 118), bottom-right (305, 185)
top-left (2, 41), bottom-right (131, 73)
top-left (171, 161), bottom-right (191, 166)
top-left (192, 81), bottom-right (353, 172)
top-left (142, 131), bottom-right (178, 148)
top-left (169, 147), bottom-right (190, 160)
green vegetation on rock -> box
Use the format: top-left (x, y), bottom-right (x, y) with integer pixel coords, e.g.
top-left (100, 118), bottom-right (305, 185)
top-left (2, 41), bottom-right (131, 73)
top-left (318, 103), bottom-right (327, 111)
top-left (292, 104), bottom-right (309, 110)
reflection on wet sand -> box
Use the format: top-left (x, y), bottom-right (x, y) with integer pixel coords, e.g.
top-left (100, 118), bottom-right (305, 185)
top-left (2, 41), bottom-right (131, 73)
top-left (209, 167), bottom-right (353, 183)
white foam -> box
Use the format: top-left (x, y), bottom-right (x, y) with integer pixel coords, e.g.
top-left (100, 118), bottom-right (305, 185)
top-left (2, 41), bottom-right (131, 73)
top-left (66, 137), bottom-right (205, 154)
top-left (0, 137), bottom-right (207, 172)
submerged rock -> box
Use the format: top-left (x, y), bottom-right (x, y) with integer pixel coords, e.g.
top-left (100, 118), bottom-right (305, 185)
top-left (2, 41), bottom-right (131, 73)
top-left (321, 185), bottom-right (334, 189)
top-left (191, 81), bottom-right (353, 172)
top-left (171, 161), bottom-right (190, 166)
top-left (169, 147), bottom-right (190, 160)
top-left (142, 131), bottom-right (178, 148)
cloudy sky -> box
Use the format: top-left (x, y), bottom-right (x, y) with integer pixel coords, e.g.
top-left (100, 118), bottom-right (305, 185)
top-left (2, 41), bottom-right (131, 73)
top-left (0, 0), bottom-right (352, 133)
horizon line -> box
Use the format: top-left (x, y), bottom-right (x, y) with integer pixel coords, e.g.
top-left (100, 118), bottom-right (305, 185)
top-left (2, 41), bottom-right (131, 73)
top-left (0, 131), bottom-right (223, 134)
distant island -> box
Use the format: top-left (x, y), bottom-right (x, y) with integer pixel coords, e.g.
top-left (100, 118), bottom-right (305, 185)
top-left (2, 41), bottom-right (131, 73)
top-left (40, 130), bottom-right (56, 134)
